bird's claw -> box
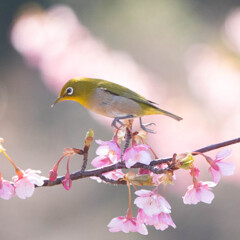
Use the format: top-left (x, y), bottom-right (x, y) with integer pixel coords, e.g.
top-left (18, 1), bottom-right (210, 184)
top-left (140, 125), bottom-right (156, 134)
top-left (139, 117), bottom-right (156, 134)
top-left (111, 115), bottom-right (134, 130)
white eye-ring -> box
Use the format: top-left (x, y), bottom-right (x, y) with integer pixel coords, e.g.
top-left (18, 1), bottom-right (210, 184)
top-left (66, 87), bottom-right (74, 95)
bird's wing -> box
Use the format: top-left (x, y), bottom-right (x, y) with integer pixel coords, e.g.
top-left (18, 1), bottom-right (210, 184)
top-left (97, 80), bottom-right (158, 107)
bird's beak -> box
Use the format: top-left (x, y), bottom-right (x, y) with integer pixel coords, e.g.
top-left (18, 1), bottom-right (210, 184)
top-left (51, 97), bottom-right (62, 108)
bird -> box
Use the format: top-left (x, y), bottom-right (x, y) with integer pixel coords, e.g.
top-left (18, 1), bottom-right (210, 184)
top-left (52, 77), bottom-right (182, 133)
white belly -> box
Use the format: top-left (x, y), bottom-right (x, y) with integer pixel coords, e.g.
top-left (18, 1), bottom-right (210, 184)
top-left (89, 88), bottom-right (142, 118)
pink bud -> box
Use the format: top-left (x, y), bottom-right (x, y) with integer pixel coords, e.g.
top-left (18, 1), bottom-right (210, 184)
top-left (139, 168), bottom-right (151, 175)
top-left (49, 169), bottom-right (58, 181)
top-left (62, 173), bottom-right (72, 191)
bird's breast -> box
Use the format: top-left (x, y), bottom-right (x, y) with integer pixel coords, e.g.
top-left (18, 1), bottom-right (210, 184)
top-left (87, 88), bottom-right (142, 118)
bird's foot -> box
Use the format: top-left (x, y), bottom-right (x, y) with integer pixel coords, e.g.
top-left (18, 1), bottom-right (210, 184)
top-left (111, 115), bottom-right (134, 130)
top-left (139, 117), bottom-right (156, 134)
top-left (111, 118), bottom-right (124, 130)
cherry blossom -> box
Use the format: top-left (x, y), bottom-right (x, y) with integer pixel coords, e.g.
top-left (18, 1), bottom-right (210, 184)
top-left (137, 208), bottom-right (158, 225)
top-left (183, 181), bottom-right (216, 205)
top-left (103, 169), bottom-right (124, 181)
top-left (91, 140), bottom-right (121, 167)
top-left (123, 144), bottom-right (153, 168)
top-left (137, 209), bottom-right (176, 231)
top-left (91, 170), bottom-right (124, 183)
top-left (207, 149), bottom-right (235, 184)
top-left (0, 178), bottom-right (15, 200)
top-left (108, 216), bottom-right (148, 235)
top-left (154, 213), bottom-right (176, 231)
top-left (13, 169), bottom-right (44, 199)
top-left (134, 189), bottom-right (171, 216)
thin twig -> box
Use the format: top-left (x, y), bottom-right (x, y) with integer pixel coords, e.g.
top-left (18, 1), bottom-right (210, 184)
top-left (81, 146), bottom-right (89, 172)
top-left (123, 127), bottom-right (131, 154)
top-left (98, 175), bottom-right (126, 185)
top-left (41, 137), bottom-right (240, 187)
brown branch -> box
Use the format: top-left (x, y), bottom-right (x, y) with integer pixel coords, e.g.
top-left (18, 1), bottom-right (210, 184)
top-left (123, 127), bottom-right (131, 154)
top-left (41, 137), bottom-right (240, 187)
top-left (81, 146), bottom-right (89, 172)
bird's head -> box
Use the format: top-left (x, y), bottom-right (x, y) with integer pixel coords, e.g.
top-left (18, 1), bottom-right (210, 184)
top-left (51, 78), bottom-right (84, 107)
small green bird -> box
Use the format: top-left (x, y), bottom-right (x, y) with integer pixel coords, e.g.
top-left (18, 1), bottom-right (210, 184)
top-left (52, 77), bottom-right (182, 133)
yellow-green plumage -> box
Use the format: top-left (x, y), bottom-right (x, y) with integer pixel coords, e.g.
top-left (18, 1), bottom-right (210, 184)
top-left (53, 78), bottom-right (182, 132)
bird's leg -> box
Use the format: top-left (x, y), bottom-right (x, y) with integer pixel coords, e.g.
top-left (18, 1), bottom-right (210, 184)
top-left (139, 117), bottom-right (156, 134)
top-left (111, 115), bottom-right (134, 130)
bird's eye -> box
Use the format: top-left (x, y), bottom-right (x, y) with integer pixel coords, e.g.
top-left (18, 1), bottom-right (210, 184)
top-left (66, 87), bottom-right (74, 95)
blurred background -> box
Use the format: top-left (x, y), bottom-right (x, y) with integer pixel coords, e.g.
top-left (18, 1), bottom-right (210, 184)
top-left (0, 0), bottom-right (240, 239)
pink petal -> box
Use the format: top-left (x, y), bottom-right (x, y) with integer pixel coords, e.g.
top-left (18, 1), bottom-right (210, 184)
top-left (91, 156), bottom-right (112, 167)
top-left (108, 216), bottom-right (148, 235)
top-left (209, 167), bottom-right (222, 184)
top-left (123, 145), bottom-right (152, 168)
top-left (203, 181), bottom-right (217, 188)
top-left (0, 181), bottom-right (15, 200)
top-left (158, 196), bottom-right (171, 213)
top-left (14, 178), bottom-right (35, 199)
top-left (137, 209), bottom-right (159, 225)
top-left (183, 187), bottom-right (200, 205)
top-left (95, 140), bottom-right (121, 160)
top-left (216, 149), bottom-right (232, 161)
top-left (154, 213), bottom-right (176, 231)
top-left (138, 151), bottom-right (152, 165)
top-left (135, 144), bottom-right (150, 151)
top-left (198, 187), bottom-right (214, 204)
top-left (135, 189), bottom-right (152, 197)
top-left (136, 222), bottom-right (148, 235)
top-left (134, 196), bottom-right (161, 216)
top-left (217, 162), bottom-right (235, 176)
top-left (122, 220), bottom-right (135, 233)
top-left (108, 216), bottom-right (124, 232)
top-left (125, 157), bottom-right (136, 168)
top-left (96, 145), bottom-right (110, 156)
top-left (95, 139), bottom-right (104, 145)
top-left (134, 191), bottom-right (171, 216)
top-left (26, 171), bottom-right (44, 186)
top-left (103, 170), bottom-right (123, 181)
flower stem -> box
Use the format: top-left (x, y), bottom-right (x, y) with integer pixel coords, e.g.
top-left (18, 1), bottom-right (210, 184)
top-left (126, 180), bottom-right (132, 219)
top-left (1, 150), bottom-right (18, 169)
top-left (66, 156), bottom-right (70, 174)
top-left (54, 154), bottom-right (66, 170)
top-left (1, 150), bottom-right (23, 177)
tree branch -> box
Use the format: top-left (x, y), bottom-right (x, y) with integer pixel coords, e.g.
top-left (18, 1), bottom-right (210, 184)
top-left (41, 137), bottom-right (240, 187)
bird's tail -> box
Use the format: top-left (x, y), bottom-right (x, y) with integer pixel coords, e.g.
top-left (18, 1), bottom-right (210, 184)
top-left (159, 109), bottom-right (183, 121)
top-left (146, 105), bottom-right (183, 121)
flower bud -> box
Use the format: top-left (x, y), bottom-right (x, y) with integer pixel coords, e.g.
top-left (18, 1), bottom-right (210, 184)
top-left (85, 129), bottom-right (94, 147)
top-left (49, 169), bottom-right (58, 181)
top-left (62, 173), bottom-right (72, 191)
top-left (177, 153), bottom-right (194, 169)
